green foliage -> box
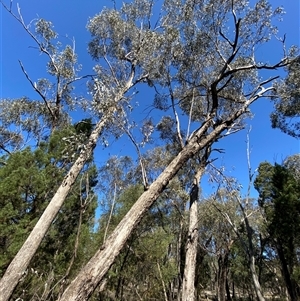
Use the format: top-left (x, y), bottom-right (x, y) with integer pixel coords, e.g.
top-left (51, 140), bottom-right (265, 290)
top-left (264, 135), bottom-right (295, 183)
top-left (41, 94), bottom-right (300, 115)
top-left (254, 161), bottom-right (300, 239)
top-left (254, 159), bottom-right (300, 299)
top-left (96, 184), bottom-right (176, 300)
top-left (271, 56), bottom-right (300, 138)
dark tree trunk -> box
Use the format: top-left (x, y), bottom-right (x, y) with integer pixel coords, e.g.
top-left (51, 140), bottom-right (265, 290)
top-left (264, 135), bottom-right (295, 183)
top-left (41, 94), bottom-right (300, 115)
top-left (276, 241), bottom-right (299, 301)
top-left (217, 252), bottom-right (229, 301)
top-left (226, 276), bottom-right (232, 301)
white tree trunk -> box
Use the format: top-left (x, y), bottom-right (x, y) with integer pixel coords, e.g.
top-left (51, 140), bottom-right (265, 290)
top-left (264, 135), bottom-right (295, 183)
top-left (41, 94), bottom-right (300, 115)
top-left (182, 197), bottom-right (198, 301)
top-left (0, 119), bottom-right (106, 301)
top-left (249, 255), bottom-right (265, 301)
top-left (182, 163), bottom-right (206, 301)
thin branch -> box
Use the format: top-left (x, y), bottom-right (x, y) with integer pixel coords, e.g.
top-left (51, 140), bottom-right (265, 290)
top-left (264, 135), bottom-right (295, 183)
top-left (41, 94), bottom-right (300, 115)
top-left (103, 182), bottom-right (117, 243)
top-left (246, 126), bottom-right (253, 206)
top-left (217, 15), bottom-right (242, 79)
top-left (3, 1), bottom-right (59, 74)
top-left (167, 72), bottom-right (184, 148)
top-left (104, 54), bottom-right (120, 87)
top-left (122, 124), bottom-right (149, 190)
top-left (186, 88), bottom-right (195, 141)
top-left (219, 29), bottom-right (234, 47)
top-left (18, 60), bottom-right (54, 119)
top-left (0, 144), bottom-right (11, 155)
top-left (223, 59), bottom-right (289, 80)
top-left (157, 261), bottom-right (168, 301)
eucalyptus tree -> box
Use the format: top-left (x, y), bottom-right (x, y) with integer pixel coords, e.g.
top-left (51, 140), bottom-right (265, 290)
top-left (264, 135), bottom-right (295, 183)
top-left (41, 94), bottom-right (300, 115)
top-left (0, 0), bottom-right (296, 300)
top-left (0, 0), bottom-right (150, 298)
top-left (59, 0), bottom-right (294, 300)
top-left (0, 1), bottom-right (83, 154)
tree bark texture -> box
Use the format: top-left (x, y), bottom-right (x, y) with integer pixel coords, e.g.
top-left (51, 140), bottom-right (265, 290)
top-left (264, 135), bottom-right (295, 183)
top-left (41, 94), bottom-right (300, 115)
top-left (59, 105), bottom-right (254, 300)
top-left (243, 215), bottom-right (265, 301)
top-left (217, 253), bottom-right (229, 301)
top-left (249, 255), bottom-right (265, 301)
top-left (182, 163), bottom-right (206, 301)
top-left (0, 119), bottom-right (106, 301)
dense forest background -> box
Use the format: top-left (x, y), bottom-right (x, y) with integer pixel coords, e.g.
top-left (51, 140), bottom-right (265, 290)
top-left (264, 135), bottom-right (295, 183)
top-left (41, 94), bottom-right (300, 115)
top-left (0, 0), bottom-right (299, 300)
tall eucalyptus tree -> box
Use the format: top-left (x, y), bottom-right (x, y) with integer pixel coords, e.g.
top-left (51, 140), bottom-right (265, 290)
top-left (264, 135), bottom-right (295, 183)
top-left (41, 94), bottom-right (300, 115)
top-left (59, 0), bottom-right (294, 300)
top-left (0, 0), bottom-right (296, 300)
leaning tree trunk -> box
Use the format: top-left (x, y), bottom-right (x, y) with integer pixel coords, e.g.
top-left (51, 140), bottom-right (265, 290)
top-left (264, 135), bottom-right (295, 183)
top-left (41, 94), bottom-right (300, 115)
top-left (0, 119), bottom-right (106, 301)
top-left (244, 213), bottom-right (265, 301)
top-left (58, 104), bottom-right (255, 301)
top-left (249, 254), bottom-right (265, 301)
top-left (182, 153), bottom-right (209, 301)
top-left (0, 73), bottom-right (135, 301)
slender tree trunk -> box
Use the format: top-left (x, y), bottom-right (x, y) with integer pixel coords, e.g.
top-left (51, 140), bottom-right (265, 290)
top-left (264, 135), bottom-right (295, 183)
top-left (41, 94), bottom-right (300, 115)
top-left (176, 217), bottom-right (184, 301)
top-left (249, 255), bottom-right (265, 301)
top-left (276, 241), bottom-right (298, 301)
top-left (244, 128), bottom-right (265, 301)
top-left (157, 261), bottom-right (169, 301)
top-left (182, 178), bottom-right (199, 301)
top-left (182, 162), bottom-right (207, 301)
top-left (217, 253), bottom-right (229, 301)
top-left (0, 119), bottom-right (106, 301)
top-left (59, 114), bottom-right (245, 301)
top-left (236, 205), bottom-right (265, 301)
top-left (244, 214), bottom-right (265, 301)
top-left (225, 275), bottom-right (232, 301)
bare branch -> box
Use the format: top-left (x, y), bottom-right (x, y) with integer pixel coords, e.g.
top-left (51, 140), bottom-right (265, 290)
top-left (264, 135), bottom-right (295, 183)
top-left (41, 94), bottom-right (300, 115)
top-left (103, 182), bottom-right (117, 243)
top-left (122, 123), bottom-right (149, 190)
top-left (104, 55), bottom-right (120, 87)
top-left (186, 88), bottom-right (195, 141)
top-left (167, 72), bottom-right (184, 148)
top-left (18, 60), bottom-right (54, 119)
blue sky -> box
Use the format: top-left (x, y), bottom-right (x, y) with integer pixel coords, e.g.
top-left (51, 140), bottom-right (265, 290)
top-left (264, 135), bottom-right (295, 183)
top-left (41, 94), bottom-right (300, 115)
top-left (0, 0), bottom-right (299, 200)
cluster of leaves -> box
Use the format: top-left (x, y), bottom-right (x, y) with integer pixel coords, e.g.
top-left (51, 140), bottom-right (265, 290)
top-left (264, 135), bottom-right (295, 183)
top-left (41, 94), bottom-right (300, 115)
top-left (254, 159), bottom-right (300, 300)
top-left (271, 55), bottom-right (300, 138)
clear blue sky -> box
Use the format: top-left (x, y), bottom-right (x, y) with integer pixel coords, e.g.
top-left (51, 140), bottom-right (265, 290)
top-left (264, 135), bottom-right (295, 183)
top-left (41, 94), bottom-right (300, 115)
top-left (0, 0), bottom-right (299, 199)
